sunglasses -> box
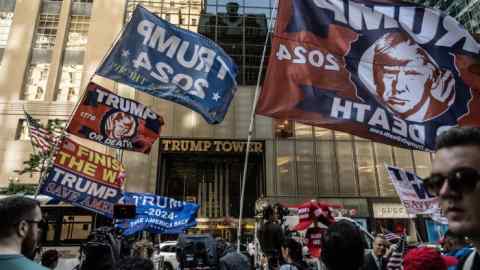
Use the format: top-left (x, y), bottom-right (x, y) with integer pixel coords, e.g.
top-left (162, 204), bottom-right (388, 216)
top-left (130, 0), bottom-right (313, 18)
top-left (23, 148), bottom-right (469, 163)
top-left (423, 167), bottom-right (480, 196)
top-left (25, 218), bottom-right (48, 231)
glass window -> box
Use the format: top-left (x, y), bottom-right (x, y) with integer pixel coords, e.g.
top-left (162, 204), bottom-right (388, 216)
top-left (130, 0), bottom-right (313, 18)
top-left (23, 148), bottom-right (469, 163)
top-left (394, 147), bottom-right (414, 172)
top-left (65, 15), bottom-right (89, 49)
top-left (0, 0), bottom-right (15, 63)
top-left (355, 140), bottom-right (377, 196)
top-left (294, 123), bottom-right (312, 139)
top-left (296, 141), bottom-right (315, 195)
top-left (56, 63), bottom-right (82, 102)
top-left (61, 215), bottom-right (92, 241)
top-left (276, 140), bottom-right (296, 195)
top-left (15, 119), bottom-right (29, 140)
top-left (314, 127), bottom-right (333, 140)
top-left (374, 143), bottom-right (396, 197)
top-left (334, 131), bottom-right (352, 141)
top-left (33, 14), bottom-right (60, 49)
top-left (336, 140), bottom-right (356, 195)
top-left (126, 0), bottom-right (275, 84)
top-left (23, 63), bottom-right (49, 101)
top-left (413, 150), bottom-right (432, 179)
top-left (316, 140), bottom-right (336, 194)
top-left (56, 10), bottom-right (90, 102)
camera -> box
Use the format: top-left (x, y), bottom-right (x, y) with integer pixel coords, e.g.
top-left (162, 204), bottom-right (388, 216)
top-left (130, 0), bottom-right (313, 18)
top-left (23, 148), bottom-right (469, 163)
top-left (176, 234), bottom-right (218, 269)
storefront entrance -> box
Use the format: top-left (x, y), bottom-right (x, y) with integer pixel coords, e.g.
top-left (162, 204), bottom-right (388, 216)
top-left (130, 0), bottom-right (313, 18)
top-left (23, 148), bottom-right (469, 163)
top-left (157, 139), bottom-right (265, 240)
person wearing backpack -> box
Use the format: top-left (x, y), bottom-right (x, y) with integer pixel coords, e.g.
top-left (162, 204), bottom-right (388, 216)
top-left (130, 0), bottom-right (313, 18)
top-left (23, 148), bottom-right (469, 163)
top-left (279, 238), bottom-right (308, 270)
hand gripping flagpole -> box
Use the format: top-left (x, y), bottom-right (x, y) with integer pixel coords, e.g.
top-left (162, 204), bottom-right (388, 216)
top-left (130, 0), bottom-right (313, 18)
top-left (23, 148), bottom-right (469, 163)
top-left (237, 1), bottom-right (278, 252)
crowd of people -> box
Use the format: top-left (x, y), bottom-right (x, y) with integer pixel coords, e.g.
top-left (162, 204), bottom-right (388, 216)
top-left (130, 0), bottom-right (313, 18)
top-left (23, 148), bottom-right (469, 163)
top-left (0, 127), bottom-right (480, 270)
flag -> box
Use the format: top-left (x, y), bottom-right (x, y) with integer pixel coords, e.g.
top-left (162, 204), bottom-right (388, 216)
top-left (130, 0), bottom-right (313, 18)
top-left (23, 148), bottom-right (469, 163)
top-left (384, 231), bottom-right (401, 243)
top-left (38, 137), bottom-right (125, 217)
top-left (24, 111), bottom-right (56, 154)
top-left (67, 82), bottom-right (164, 153)
top-left (116, 192), bottom-right (199, 235)
top-left (386, 165), bottom-right (438, 215)
top-left (96, 5), bottom-right (238, 124)
top-left (256, 0), bottom-right (480, 151)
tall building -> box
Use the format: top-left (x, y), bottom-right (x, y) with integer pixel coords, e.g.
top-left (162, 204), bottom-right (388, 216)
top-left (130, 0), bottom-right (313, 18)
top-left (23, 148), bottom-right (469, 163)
top-left (411, 0), bottom-right (479, 33)
top-left (0, 0), bottom-right (476, 245)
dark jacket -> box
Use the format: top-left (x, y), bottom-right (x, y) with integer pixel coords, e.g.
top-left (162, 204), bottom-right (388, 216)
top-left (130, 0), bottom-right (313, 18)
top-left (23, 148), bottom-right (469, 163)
top-left (363, 252), bottom-right (386, 270)
top-left (257, 221), bottom-right (284, 256)
top-left (218, 247), bottom-right (251, 270)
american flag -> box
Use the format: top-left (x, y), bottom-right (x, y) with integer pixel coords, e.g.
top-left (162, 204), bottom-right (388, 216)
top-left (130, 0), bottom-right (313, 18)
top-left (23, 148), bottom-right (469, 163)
top-left (24, 111), bottom-right (55, 154)
top-left (384, 231), bottom-right (401, 242)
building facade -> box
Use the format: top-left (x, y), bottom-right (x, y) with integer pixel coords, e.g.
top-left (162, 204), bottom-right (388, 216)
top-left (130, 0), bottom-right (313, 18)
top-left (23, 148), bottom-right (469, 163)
top-left (0, 0), bottom-right (478, 243)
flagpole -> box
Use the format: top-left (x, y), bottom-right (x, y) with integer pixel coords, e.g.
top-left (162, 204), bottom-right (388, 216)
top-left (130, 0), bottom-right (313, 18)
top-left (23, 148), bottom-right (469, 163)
top-left (237, 0), bottom-right (277, 252)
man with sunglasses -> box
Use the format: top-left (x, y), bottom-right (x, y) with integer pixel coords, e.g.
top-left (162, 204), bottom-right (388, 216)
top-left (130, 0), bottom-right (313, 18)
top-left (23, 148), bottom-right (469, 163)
top-left (0, 196), bottom-right (48, 270)
top-left (426, 127), bottom-right (480, 270)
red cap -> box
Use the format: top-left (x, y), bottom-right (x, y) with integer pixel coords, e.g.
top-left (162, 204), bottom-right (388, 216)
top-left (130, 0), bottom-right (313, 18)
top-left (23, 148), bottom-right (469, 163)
top-left (403, 247), bottom-right (458, 270)
top-left (291, 201), bottom-right (335, 231)
top-left (292, 205), bottom-right (313, 231)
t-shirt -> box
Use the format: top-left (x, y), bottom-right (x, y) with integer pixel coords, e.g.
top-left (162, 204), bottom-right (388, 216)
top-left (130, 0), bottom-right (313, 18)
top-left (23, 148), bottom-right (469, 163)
top-left (305, 227), bottom-right (325, 258)
top-left (458, 250), bottom-right (480, 270)
top-left (0, 254), bottom-right (49, 270)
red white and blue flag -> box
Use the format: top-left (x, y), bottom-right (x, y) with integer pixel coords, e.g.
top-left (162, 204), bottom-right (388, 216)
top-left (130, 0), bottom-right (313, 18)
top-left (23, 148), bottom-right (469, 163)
top-left (67, 82), bottom-right (164, 154)
top-left (24, 111), bottom-right (57, 154)
top-left (256, 0), bottom-right (480, 151)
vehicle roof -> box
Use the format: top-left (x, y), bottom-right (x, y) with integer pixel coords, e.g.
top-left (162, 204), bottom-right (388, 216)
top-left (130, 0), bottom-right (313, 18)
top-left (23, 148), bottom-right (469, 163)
top-left (159, 241), bottom-right (177, 246)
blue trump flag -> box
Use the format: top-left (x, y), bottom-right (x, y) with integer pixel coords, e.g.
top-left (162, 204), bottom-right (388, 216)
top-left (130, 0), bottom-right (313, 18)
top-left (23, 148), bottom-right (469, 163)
top-left (96, 5), bottom-right (238, 124)
top-left (117, 192), bottom-right (199, 236)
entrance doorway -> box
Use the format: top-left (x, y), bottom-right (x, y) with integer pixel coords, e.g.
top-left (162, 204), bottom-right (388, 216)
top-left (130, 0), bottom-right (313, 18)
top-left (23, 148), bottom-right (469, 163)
top-left (158, 154), bottom-right (264, 219)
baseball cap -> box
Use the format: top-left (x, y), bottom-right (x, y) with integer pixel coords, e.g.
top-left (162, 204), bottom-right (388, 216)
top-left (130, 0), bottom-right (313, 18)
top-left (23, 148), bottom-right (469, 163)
top-left (403, 247), bottom-right (458, 270)
top-left (292, 205), bottom-right (313, 231)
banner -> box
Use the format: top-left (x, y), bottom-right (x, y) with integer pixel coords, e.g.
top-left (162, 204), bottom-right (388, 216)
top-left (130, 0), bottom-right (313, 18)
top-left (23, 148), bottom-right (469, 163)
top-left (67, 82), bottom-right (163, 153)
top-left (386, 165), bottom-right (443, 219)
top-left (39, 137), bottom-right (125, 217)
top-left (256, 0), bottom-right (480, 151)
top-left (117, 192), bottom-right (199, 235)
top-left (96, 5), bottom-right (238, 124)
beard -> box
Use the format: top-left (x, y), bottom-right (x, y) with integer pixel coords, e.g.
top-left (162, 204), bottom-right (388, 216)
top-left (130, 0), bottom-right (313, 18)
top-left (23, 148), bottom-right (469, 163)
top-left (21, 228), bottom-right (38, 260)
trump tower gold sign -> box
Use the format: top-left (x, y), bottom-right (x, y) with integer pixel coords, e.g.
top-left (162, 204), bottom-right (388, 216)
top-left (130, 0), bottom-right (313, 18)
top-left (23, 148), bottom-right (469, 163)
top-left (161, 139), bottom-right (264, 154)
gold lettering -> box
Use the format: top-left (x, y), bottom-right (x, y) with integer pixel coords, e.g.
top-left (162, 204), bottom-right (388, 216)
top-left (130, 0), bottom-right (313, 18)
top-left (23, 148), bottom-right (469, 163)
top-left (190, 141), bottom-right (203, 151)
top-left (213, 141), bottom-right (222, 151)
top-left (254, 143), bottom-right (263, 152)
top-left (232, 142), bottom-right (245, 152)
top-left (57, 151), bottom-right (71, 165)
top-left (223, 142), bottom-right (232, 152)
top-left (68, 156), bottom-right (85, 171)
top-left (203, 141), bottom-right (212, 151)
top-left (181, 140), bottom-right (189, 151)
top-left (102, 169), bottom-right (118, 184)
top-left (163, 140), bottom-right (172, 151)
top-left (172, 140), bottom-right (181, 151)
top-left (77, 146), bottom-right (90, 159)
top-left (82, 162), bottom-right (97, 177)
top-left (93, 152), bottom-right (106, 167)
